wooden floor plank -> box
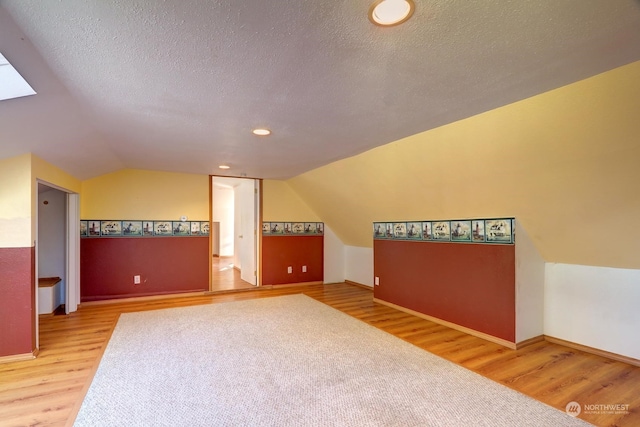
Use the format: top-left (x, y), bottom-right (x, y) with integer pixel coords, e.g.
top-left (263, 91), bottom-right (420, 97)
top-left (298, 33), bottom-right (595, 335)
top-left (0, 282), bottom-right (638, 426)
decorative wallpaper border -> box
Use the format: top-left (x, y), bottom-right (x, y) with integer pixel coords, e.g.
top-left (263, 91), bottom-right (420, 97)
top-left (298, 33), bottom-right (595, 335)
top-left (262, 222), bottom-right (324, 236)
top-left (373, 218), bottom-right (515, 244)
top-left (81, 220), bottom-right (210, 237)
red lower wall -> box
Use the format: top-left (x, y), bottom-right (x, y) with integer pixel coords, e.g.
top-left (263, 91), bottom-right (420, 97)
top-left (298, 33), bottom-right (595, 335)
top-left (81, 237), bottom-right (209, 301)
top-left (0, 246), bottom-right (35, 357)
top-left (374, 240), bottom-right (515, 342)
top-left (262, 236), bottom-right (323, 285)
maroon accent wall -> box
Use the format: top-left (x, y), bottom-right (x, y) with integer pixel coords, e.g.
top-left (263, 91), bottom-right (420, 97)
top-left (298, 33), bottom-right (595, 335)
top-left (0, 246), bottom-right (35, 357)
top-left (262, 236), bottom-right (323, 285)
top-left (374, 240), bottom-right (515, 342)
top-left (81, 237), bottom-right (209, 301)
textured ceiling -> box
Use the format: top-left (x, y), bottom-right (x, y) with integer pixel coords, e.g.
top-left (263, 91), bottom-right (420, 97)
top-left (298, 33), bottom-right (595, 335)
top-left (1, 1), bottom-right (640, 180)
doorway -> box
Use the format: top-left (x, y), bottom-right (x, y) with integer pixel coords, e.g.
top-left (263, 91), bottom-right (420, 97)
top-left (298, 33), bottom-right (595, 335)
top-left (35, 181), bottom-right (80, 347)
top-left (211, 176), bottom-right (260, 292)
top-left (37, 184), bottom-right (66, 315)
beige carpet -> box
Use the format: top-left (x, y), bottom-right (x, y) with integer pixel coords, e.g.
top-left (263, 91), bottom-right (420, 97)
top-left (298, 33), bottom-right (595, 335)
top-left (74, 294), bottom-right (591, 426)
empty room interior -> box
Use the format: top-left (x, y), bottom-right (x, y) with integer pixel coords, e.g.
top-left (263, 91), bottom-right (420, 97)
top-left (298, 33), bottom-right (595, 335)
top-left (1, 1), bottom-right (640, 426)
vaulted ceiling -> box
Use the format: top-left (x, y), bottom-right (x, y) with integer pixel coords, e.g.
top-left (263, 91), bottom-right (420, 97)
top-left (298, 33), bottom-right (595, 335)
top-left (1, 1), bottom-right (640, 180)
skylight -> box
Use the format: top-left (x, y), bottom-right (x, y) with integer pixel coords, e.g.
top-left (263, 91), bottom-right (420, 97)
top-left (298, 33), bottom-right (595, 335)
top-left (0, 52), bottom-right (36, 101)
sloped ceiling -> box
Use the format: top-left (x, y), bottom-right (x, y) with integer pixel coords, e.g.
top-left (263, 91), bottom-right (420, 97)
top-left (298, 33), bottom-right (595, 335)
top-left (288, 61), bottom-right (640, 268)
top-left (1, 1), bottom-right (640, 180)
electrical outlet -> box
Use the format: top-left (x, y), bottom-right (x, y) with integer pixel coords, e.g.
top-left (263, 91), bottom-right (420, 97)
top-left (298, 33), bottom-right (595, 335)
top-left (302, 265), bottom-right (307, 273)
top-left (374, 276), bottom-right (380, 286)
top-left (287, 266), bottom-right (292, 274)
top-left (134, 275), bottom-right (141, 285)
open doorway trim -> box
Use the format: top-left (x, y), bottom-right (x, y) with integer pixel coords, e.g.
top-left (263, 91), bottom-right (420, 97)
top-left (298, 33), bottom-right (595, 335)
top-left (209, 175), bottom-right (262, 291)
top-left (66, 193), bottom-right (80, 313)
top-left (35, 180), bottom-right (80, 350)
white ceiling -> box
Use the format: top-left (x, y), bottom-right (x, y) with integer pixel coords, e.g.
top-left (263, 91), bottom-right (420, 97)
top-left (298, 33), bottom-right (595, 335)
top-left (1, 1), bottom-right (640, 180)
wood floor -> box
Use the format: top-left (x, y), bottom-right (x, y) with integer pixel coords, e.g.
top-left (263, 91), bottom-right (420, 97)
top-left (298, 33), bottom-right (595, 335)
top-left (210, 256), bottom-right (255, 292)
top-left (1, 283), bottom-right (638, 427)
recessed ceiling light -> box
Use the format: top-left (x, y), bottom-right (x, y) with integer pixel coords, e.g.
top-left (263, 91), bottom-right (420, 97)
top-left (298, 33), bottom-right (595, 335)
top-left (252, 128), bottom-right (271, 136)
top-left (219, 165), bottom-right (230, 170)
top-left (369, 0), bottom-right (415, 27)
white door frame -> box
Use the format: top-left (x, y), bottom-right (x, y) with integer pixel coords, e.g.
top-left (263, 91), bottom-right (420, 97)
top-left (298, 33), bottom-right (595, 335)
top-left (253, 179), bottom-right (262, 286)
top-left (211, 176), bottom-right (261, 287)
top-left (35, 180), bottom-right (80, 350)
top-left (66, 193), bottom-right (80, 313)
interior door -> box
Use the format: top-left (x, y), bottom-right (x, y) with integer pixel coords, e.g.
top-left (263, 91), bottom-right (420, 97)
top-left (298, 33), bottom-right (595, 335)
top-left (239, 179), bottom-right (258, 285)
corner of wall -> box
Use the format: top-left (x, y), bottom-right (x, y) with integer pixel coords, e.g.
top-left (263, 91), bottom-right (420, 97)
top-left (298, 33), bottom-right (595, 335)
top-left (323, 225), bottom-right (345, 283)
top-left (515, 220), bottom-right (545, 343)
top-left (263, 179), bottom-right (348, 283)
top-left (345, 245), bottom-right (373, 287)
top-left (262, 179), bottom-right (320, 221)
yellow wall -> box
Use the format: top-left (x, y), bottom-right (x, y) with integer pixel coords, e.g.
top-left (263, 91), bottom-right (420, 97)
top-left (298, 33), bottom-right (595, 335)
top-left (288, 61), bottom-right (640, 269)
top-left (81, 174), bottom-right (317, 226)
top-left (31, 153), bottom-right (82, 239)
top-left (81, 169), bottom-right (209, 220)
top-left (262, 180), bottom-right (320, 222)
top-left (0, 153), bottom-right (81, 247)
top-left (31, 154), bottom-right (82, 195)
top-left (0, 154), bottom-right (32, 247)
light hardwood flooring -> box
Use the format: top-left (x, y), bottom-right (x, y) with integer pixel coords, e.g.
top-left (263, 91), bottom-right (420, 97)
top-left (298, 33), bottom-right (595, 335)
top-left (1, 283), bottom-right (638, 426)
top-left (210, 256), bottom-right (255, 292)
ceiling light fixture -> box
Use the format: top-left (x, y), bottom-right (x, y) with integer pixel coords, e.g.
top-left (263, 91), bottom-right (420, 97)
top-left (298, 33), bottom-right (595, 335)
top-left (368, 0), bottom-right (415, 27)
top-left (252, 128), bottom-right (271, 136)
top-left (218, 165), bottom-right (230, 170)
